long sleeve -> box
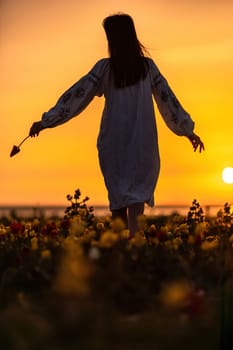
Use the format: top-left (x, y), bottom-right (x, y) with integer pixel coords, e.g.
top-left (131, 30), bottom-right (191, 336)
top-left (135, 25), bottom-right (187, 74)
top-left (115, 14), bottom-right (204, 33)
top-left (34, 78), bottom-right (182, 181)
top-left (41, 59), bottom-right (108, 128)
top-left (148, 59), bottom-right (194, 136)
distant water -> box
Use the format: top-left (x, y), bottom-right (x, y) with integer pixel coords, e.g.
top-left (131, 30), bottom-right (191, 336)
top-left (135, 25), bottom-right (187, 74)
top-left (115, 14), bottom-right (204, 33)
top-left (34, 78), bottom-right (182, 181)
top-left (0, 204), bottom-right (223, 219)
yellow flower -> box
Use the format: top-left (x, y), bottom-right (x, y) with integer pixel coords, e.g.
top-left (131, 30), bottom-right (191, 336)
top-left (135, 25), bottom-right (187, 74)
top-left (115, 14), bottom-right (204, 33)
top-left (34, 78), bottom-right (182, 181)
top-left (32, 218), bottom-right (40, 227)
top-left (129, 232), bottom-right (146, 248)
top-left (148, 237), bottom-right (160, 245)
top-left (69, 217), bottom-right (84, 236)
top-left (99, 231), bottom-right (118, 248)
top-left (195, 222), bottom-right (208, 237)
top-left (147, 224), bottom-right (157, 234)
top-left (31, 237), bottom-right (38, 250)
top-left (175, 223), bottom-right (189, 236)
top-left (64, 236), bottom-right (83, 255)
top-left (96, 222), bottom-right (105, 231)
top-left (43, 236), bottom-right (49, 243)
top-left (172, 237), bottom-right (183, 250)
top-left (111, 218), bottom-right (126, 232)
top-left (160, 281), bottom-right (192, 309)
top-left (160, 225), bottom-right (169, 235)
top-left (187, 235), bottom-right (195, 245)
top-left (79, 231), bottom-right (96, 244)
top-left (41, 249), bottom-right (51, 259)
top-left (201, 239), bottom-right (218, 251)
top-left (0, 227), bottom-right (7, 236)
top-left (54, 243), bottom-right (91, 296)
top-left (29, 229), bottom-right (37, 237)
top-left (119, 229), bottom-right (130, 240)
top-left (25, 223), bottom-right (32, 230)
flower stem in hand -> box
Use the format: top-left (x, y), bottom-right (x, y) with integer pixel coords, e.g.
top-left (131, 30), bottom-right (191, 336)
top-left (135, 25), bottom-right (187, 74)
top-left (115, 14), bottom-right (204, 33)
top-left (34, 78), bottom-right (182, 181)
top-left (10, 136), bottom-right (30, 157)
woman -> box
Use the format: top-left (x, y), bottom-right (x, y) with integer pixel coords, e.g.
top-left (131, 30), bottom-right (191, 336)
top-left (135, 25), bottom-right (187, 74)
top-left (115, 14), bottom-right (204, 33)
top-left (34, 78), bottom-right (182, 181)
top-left (30, 13), bottom-right (204, 235)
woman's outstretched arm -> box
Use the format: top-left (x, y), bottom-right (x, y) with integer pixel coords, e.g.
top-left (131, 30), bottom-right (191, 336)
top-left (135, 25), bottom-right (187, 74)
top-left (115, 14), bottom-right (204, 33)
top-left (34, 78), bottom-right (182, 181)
top-left (29, 59), bottom-right (108, 137)
top-left (149, 58), bottom-right (204, 152)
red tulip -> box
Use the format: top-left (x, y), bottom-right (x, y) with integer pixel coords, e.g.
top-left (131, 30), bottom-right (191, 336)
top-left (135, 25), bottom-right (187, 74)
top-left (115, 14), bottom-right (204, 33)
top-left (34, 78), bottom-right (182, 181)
top-left (10, 145), bottom-right (20, 157)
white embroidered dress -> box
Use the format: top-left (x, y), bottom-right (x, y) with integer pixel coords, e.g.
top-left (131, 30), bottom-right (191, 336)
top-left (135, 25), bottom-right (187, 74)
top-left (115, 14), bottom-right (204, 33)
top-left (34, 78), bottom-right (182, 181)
top-left (41, 58), bottom-right (194, 210)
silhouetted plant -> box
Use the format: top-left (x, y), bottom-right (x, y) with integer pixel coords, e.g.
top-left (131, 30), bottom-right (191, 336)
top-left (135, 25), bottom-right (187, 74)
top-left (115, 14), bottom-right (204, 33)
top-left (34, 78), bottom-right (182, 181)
top-left (223, 203), bottom-right (233, 226)
top-left (216, 203), bottom-right (233, 235)
top-left (186, 199), bottom-right (205, 233)
top-left (64, 189), bottom-right (95, 227)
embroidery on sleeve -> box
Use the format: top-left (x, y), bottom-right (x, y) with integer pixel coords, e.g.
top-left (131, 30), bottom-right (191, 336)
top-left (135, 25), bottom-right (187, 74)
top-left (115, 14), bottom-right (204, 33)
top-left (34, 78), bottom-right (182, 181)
top-left (153, 74), bottom-right (162, 87)
top-left (170, 112), bottom-right (178, 124)
top-left (161, 90), bottom-right (169, 102)
top-left (88, 72), bottom-right (100, 86)
top-left (60, 106), bottom-right (70, 118)
top-left (170, 94), bottom-right (180, 109)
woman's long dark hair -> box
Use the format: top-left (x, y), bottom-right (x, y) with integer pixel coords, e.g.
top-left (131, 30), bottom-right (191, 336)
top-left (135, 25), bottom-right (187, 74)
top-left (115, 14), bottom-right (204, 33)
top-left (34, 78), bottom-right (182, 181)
top-left (103, 14), bottom-right (149, 88)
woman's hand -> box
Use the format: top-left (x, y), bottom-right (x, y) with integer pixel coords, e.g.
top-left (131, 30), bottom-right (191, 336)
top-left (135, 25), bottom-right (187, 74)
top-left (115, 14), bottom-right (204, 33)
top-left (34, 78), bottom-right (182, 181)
top-left (187, 133), bottom-right (205, 153)
top-left (29, 121), bottom-right (44, 137)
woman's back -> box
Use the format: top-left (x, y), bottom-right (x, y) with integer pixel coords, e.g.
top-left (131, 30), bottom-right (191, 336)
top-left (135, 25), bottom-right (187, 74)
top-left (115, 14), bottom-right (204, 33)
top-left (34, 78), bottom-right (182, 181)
top-left (98, 57), bottom-right (157, 151)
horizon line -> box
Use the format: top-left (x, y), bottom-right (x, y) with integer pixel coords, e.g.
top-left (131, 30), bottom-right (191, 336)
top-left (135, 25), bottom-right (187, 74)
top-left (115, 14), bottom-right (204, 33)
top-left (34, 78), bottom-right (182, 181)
top-left (0, 203), bottom-right (225, 209)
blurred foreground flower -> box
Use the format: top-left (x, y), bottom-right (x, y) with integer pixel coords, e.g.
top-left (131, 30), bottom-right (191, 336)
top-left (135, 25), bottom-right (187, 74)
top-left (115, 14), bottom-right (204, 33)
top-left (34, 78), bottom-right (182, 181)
top-left (54, 237), bottom-right (91, 296)
top-left (111, 218), bottom-right (126, 233)
top-left (129, 231), bottom-right (146, 247)
top-left (31, 237), bottom-right (38, 250)
top-left (160, 280), bottom-right (193, 309)
top-left (88, 246), bottom-right (101, 260)
top-left (99, 231), bottom-right (119, 248)
top-left (201, 238), bottom-right (219, 250)
top-left (41, 249), bottom-right (51, 259)
top-left (160, 280), bottom-right (206, 317)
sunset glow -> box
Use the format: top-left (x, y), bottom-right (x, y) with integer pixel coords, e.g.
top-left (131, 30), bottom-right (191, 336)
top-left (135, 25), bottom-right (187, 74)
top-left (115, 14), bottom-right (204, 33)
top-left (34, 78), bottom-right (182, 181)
top-left (1, 0), bottom-right (233, 207)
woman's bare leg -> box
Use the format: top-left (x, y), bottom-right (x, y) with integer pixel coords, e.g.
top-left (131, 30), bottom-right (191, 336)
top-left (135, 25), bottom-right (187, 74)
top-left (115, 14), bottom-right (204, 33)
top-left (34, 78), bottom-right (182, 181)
top-left (111, 207), bottom-right (128, 228)
top-left (128, 202), bottom-right (144, 236)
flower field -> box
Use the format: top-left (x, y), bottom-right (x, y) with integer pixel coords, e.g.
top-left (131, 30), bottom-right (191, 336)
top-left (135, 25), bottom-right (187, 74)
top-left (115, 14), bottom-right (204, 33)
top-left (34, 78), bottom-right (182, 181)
top-left (0, 190), bottom-right (233, 350)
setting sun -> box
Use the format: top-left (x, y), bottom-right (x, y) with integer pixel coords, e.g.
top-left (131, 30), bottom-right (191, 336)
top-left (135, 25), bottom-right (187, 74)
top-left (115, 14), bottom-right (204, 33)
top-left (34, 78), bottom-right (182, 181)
top-left (222, 167), bottom-right (233, 184)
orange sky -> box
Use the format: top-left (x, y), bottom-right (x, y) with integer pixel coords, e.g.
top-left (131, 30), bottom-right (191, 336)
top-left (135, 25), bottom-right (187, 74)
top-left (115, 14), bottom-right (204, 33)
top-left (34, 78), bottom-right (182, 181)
top-left (1, 0), bottom-right (233, 207)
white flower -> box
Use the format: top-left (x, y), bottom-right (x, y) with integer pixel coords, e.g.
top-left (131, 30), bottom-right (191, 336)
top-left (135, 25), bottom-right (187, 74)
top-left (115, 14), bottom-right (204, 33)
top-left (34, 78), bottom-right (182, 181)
top-left (88, 247), bottom-right (101, 260)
